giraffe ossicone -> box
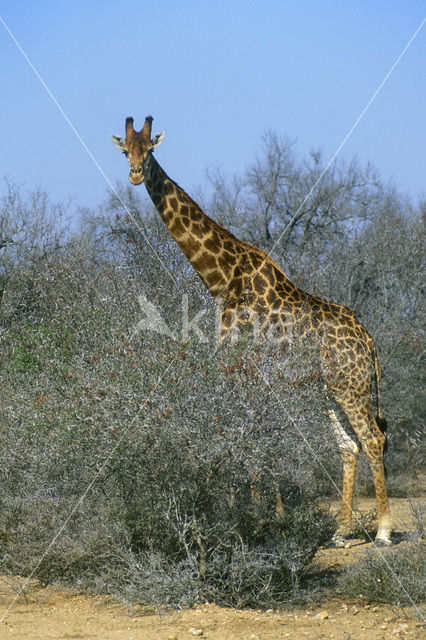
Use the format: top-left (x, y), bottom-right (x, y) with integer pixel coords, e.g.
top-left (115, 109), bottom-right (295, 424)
top-left (111, 115), bottom-right (392, 546)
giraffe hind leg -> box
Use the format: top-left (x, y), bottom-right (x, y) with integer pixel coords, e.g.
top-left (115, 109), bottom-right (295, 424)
top-left (368, 414), bottom-right (392, 545)
top-left (339, 400), bottom-right (392, 546)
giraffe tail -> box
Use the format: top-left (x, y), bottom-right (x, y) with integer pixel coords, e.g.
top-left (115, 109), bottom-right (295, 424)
top-left (373, 347), bottom-right (388, 457)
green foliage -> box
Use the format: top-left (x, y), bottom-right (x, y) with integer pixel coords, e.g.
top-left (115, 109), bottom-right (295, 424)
top-left (6, 323), bottom-right (74, 372)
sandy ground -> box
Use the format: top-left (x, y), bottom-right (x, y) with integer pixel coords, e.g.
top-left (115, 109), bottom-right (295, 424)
top-left (0, 497), bottom-right (424, 640)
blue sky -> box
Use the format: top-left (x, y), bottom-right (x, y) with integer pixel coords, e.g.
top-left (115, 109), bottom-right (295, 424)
top-left (1, 1), bottom-right (425, 216)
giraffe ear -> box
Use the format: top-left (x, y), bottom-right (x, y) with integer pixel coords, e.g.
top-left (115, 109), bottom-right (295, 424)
top-left (151, 131), bottom-right (165, 149)
top-left (111, 135), bottom-right (126, 150)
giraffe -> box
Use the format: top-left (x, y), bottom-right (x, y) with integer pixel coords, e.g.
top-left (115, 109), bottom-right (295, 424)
top-left (111, 115), bottom-right (392, 546)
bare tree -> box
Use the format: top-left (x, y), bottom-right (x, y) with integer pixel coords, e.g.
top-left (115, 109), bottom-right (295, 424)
top-left (206, 130), bottom-right (382, 259)
top-left (0, 178), bottom-right (69, 318)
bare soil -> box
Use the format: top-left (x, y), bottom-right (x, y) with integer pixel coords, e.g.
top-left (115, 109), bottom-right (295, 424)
top-left (0, 498), bottom-right (424, 640)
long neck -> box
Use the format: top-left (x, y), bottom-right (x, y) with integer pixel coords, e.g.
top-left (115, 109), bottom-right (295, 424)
top-left (144, 154), bottom-right (242, 298)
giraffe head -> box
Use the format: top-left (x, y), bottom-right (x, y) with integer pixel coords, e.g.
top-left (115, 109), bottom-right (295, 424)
top-left (111, 115), bottom-right (165, 185)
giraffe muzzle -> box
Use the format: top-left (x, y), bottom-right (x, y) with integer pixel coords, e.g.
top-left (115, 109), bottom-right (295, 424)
top-left (129, 168), bottom-right (144, 185)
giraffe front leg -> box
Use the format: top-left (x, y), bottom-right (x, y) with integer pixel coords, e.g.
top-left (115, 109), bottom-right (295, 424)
top-left (328, 409), bottom-right (360, 547)
top-left (335, 449), bottom-right (360, 545)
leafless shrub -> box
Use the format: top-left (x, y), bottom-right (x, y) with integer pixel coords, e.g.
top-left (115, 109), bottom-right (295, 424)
top-left (0, 235), bottom-right (336, 606)
top-left (339, 541), bottom-right (425, 605)
top-left (0, 135), bottom-right (423, 607)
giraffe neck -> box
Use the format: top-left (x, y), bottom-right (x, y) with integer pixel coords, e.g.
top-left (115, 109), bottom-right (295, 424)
top-left (143, 154), bottom-right (242, 299)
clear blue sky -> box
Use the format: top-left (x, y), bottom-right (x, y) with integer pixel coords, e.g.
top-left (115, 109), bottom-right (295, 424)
top-left (1, 1), bottom-right (425, 215)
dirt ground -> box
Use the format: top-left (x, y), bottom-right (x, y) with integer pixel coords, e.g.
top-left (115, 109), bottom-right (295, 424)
top-left (0, 497), bottom-right (424, 640)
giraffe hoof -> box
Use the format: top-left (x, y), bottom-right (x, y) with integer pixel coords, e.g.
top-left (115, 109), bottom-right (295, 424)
top-left (374, 537), bottom-right (392, 547)
top-left (330, 533), bottom-right (347, 548)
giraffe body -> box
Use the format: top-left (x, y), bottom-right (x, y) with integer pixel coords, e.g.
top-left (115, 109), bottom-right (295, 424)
top-left (111, 116), bottom-right (392, 545)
